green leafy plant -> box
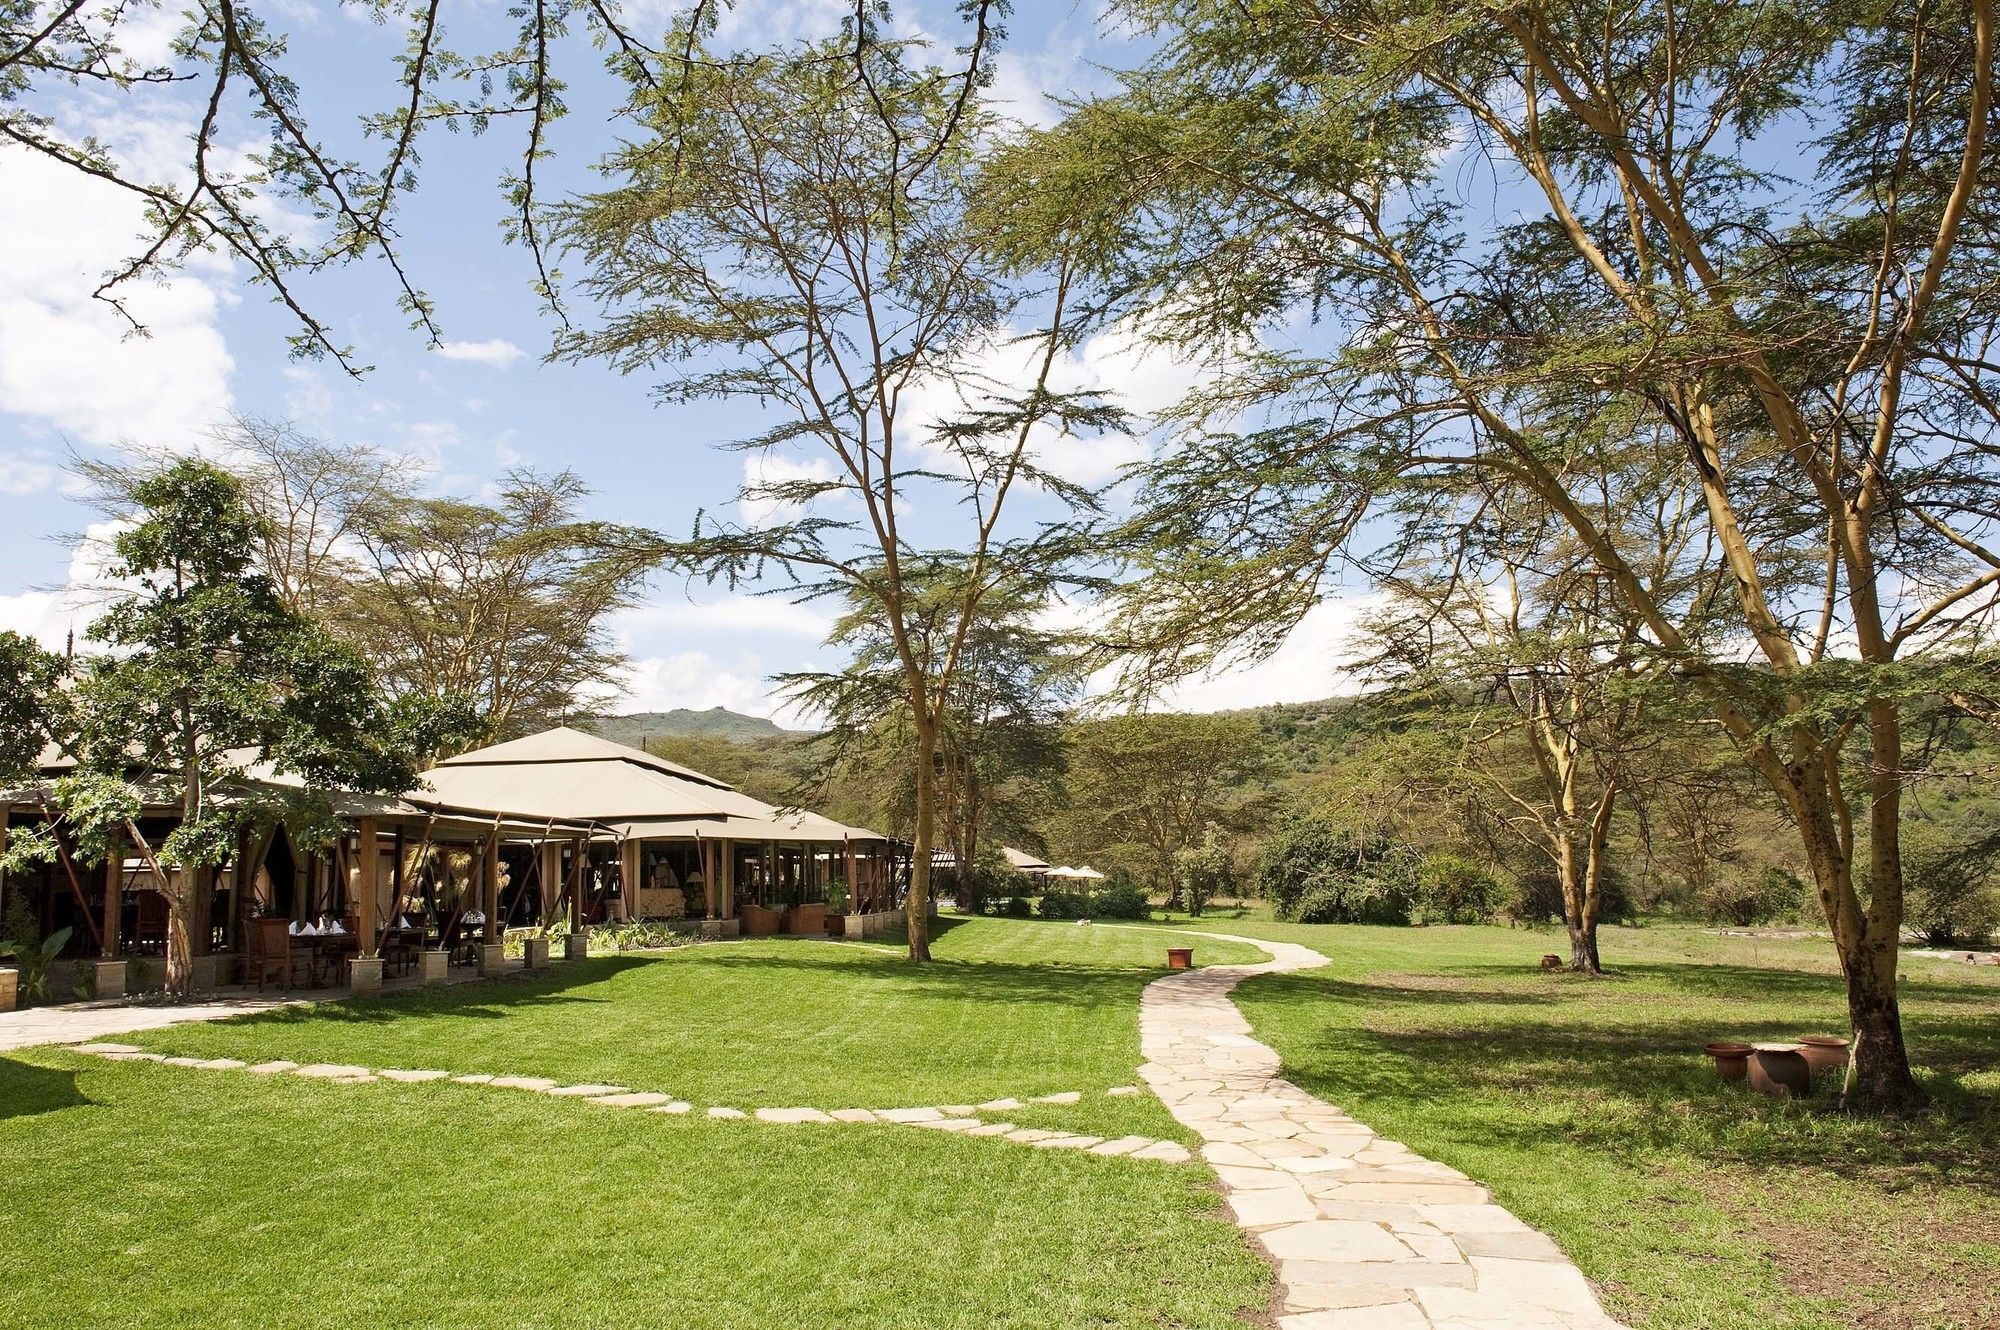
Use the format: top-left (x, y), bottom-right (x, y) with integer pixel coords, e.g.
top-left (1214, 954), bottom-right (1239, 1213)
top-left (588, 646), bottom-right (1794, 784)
top-left (0, 921), bottom-right (73, 1006)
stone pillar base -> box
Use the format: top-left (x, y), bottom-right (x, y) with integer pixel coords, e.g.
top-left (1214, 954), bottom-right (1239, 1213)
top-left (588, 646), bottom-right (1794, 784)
top-left (0, 966), bottom-right (17, 1012)
top-left (419, 950), bottom-right (450, 984)
top-left (478, 943), bottom-right (508, 977)
top-left (94, 958), bottom-right (126, 1000)
top-left (523, 937), bottom-right (550, 969)
top-left (564, 933), bottom-right (589, 961)
top-left (842, 913), bottom-right (867, 939)
top-left (349, 955), bottom-right (384, 996)
top-left (191, 953), bottom-right (226, 991)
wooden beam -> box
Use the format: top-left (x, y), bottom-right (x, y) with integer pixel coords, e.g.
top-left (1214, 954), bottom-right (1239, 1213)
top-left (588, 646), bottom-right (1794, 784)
top-left (568, 837), bottom-right (585, 931)
top-left (720, 839), bottom-right (735, 919)
top-left (356, 818), bottom-right (380, 957)
top-left (482, 827), bottom-right (501, 942)
top-left (101, 851), bottom-right (120, 960)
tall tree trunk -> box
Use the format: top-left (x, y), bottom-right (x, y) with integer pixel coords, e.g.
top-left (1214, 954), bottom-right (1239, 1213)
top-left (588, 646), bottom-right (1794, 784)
top-left (1789, 772), bottom-right (1919, 1103)
top-left (906, 710), bottom-right (936, 963)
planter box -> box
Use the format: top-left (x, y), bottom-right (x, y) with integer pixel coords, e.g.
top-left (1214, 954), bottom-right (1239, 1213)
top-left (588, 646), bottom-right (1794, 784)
top-left (784, 903), bottom-right (826, 936)
top-left (419, 949), bottom-right (451, 984)
top-left (740, 904), bottom-right (781, 937)
top-left (523, 937), bottom-right (551, 969)
top-left (191, 952), bottom-right (235, 991)
top-left (349, 955), bottom-right (384, 997)
top-left (478, 943), bottom-right (508, 977)
top-left (564, 933), bottom-right (589, 961)
top-left (94, 958), bottom-right (127, 999)
top-left (824, 912), bottom-right (849, 937)
top-left (0, 966), bottom-right (16, 1013)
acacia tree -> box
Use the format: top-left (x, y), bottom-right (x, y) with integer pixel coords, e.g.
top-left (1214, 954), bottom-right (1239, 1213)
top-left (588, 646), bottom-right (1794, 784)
top-left (783, 569), bottom-right (1080, 915)
top-left (335, 468), bottom-right (639, 738)
top-left (1049, 713), bottom-right (1269, 893)
top-left (1362, 463), bottom-right (1701, 971)
top-left (65, 460), bottom-right (461, 996)
top-left (997, 0), bottom-right (1997, 1103)
top-left (556, 27), bottom-right (1110, 961)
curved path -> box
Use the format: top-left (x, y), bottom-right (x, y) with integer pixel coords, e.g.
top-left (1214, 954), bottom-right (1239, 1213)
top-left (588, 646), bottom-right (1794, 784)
top-left (1140, 932), bottom-right (1625, 1330)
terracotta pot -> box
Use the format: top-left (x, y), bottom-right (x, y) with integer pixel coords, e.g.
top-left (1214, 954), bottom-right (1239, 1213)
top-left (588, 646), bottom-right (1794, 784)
top-left (1748, 1043), bottom-right (1812, 1098)
top-left (824, 912), bottom-right (848, 937)
top-left (1797, 1035), bottom-right (1850, 1078)
top-left (1540, 954), bottom-right (1564, 971)
top-left (1166, 946), bottom-right (1194, 971)
top-left (1704, 1041), bottom-right (1752, 1082)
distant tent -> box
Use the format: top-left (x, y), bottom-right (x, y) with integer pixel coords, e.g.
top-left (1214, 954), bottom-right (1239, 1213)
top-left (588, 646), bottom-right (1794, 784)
top-left (1045, 864), bottom-right (1106, 881)
top-left (1002, 847), bottom-right (1050, 874)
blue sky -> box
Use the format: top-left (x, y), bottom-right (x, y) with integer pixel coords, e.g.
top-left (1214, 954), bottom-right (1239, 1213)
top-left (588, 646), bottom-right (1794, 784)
top-left (0, 0), bottom-right (1371, 720)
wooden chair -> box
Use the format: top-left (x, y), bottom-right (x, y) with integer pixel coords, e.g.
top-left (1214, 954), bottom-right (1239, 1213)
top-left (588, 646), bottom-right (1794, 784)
top-left (133, 890), bottom-right (169, 955)
top-left (252, 918), bottom-right (307, 992)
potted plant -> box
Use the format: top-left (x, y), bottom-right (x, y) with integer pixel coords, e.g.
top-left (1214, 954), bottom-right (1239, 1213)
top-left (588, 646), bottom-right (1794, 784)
top-left (1703, 1041), bottom-right (1752, 1081)
top-left (824, 880), bottom-right (850, 936)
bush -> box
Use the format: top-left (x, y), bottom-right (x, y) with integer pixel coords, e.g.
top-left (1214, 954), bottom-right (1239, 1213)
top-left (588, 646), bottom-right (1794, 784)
top-left (1901, 822), bottom-right (2000, 947)
top-left (1514, 865), bottom-right (1635, 927)
top-left (1035, 883), bottom-right (1150, 920)
top-left (1173, 827), bottom-right (1235, 918)
top-left (1698, 866), bottom-right (1803, 927)
top-left (1411, 853), bottom-right (1507, 924)
top-left (1002, 895), bottom-right (1033, 919)
top-left (1089, 883), bottom-right (1150, 920)
top-left (1037, 888), bottom-right (1092, 920)
top-left (1257, 814), bottom-right (1420, 925)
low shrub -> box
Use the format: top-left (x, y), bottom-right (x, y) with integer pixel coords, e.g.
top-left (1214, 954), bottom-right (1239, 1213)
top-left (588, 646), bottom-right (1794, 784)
top-left (1259, 814), bottom-right (1420, 924)
top-left (1412, 853), bottom-right (1508, 924)
top-left (1088, 884), bottom-right (1150, 920)
top-left (1038, 889), bottom-right (1092, 920)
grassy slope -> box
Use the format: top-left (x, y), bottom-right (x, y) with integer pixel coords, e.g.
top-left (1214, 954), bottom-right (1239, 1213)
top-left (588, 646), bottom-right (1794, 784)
top-left (0, 1051), bottom-right (1267, 1330)
top-left (1152, 911), bottom-right (2000, 1330)
top-left (125, 916), bottom-right (1264, 1141)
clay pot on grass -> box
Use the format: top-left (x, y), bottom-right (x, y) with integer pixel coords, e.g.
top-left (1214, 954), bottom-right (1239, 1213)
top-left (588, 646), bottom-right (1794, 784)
top-left (1166, 946), bottom-right (1194, 971)
top-left (1748, 1043), bottom-right (1812, 1098)
top-left (1797, 1035), bottom-right (1851, 1078)
top-left (1704, 1041), bottom-right (1752, 1082)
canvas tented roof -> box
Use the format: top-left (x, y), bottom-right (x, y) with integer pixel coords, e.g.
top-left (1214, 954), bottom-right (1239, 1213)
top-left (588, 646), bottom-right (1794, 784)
top-left (419, 726), bottom-right (883, 843)
top-left (1002, 846), bottom-right (1050, 872)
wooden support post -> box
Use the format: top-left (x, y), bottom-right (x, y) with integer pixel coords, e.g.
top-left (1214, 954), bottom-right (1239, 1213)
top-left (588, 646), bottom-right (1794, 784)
top-left (845, 840), bottom-right (857, 911)
top-left (482, 830), bottom-right (500, 942)
top-left (356, 818), bottom-right (380, 956)
top-left (700, 837), bottom-right (715, 919)
top-left (540, 841), bottom-right (562, 925)
top-left (568, 838), bottom-right (585, 931)
top-left (101, 853), bottom-right (120, 959)
top-left (720, 840), bottom-right (735, 919)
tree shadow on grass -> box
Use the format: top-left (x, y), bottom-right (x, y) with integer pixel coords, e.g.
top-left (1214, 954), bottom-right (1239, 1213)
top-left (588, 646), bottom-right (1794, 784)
top-left (157, 954), bottom-right (660, 1034)
top-left (0, 1056), bottom-right (89, 1121)
top-left (1240, 968), bottom-right (2000, 1186)
top-left (689, 947), bottom-right (1157, 1011)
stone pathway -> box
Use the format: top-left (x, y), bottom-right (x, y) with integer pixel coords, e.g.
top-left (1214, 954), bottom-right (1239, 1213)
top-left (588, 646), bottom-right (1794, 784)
top-left (65, 1043), bottom-right (1193, 1162)
top-left (1142, 931), bottom-right (1626, 1330)
top-left (0, 994), bottom-right (310, 1053)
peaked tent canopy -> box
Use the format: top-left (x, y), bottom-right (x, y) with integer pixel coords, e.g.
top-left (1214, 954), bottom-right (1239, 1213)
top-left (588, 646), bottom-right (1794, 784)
top-left (419, 726), bottom-right (883, 843)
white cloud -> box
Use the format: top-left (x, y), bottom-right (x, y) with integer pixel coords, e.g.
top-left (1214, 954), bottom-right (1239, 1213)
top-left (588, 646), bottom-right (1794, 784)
top-left (0, 146), bottom-right (235, 452)
top-left (615, 592), bottom-right (834, 641)
top-left (0, 520), bottom-right (134, 651)
top-left (614, 650), bottom-right (803, 723)
top-left (433, 338), bottom-right (528, 367)
top-left (0, 449), bottom-right (59, 496)
top-left (739, 453), bottom-right (839, 529)
top-left (1148, 594), bottom-right (1380, 713)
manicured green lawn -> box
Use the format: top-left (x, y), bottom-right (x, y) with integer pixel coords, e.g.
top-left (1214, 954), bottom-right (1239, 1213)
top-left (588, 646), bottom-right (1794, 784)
top-left (1156, 911), bottom-right (2000, 1330)
top-left (0, 1050), bottom-right (1268, 1330)
top-left (124, 915), bottom-right (1263, 1141)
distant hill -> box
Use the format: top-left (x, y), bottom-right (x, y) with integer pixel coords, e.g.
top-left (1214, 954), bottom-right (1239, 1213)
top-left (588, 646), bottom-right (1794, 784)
top-left (581, 708), bottom-right (801, 746)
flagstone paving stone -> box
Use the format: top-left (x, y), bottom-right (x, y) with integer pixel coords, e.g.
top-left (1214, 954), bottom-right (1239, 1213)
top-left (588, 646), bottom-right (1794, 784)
top-left (1141, 930), bottom-right (1626, 1330)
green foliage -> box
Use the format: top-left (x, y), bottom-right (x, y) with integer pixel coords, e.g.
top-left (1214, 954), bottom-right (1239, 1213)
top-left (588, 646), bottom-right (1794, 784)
top-left (1411, 853), bottom-right (1507, 925)
top-left (0, 631), bottom-right (66, 781)
top-left (1697, 866), bottom-right (1807, 928)
top-left (44, 773), bottom-right (142, 868)
top-left (1514, 869), bottom-right (1637, 928)
top-left (1899, 821), bottom-right (2000, 947)
top-left (1037, 888), bottom-right (1093, 921)
top-left (825, 879), bottom-right (850, 915)
top-left (1172, 825), bottom-right (1235, 918)
top-left (1258, 813), bottom-right (1420, 926)
top-left (1089, 884), bottom-right (1151, 921)
top-left (0, 892), bottom-right (70, 1005)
